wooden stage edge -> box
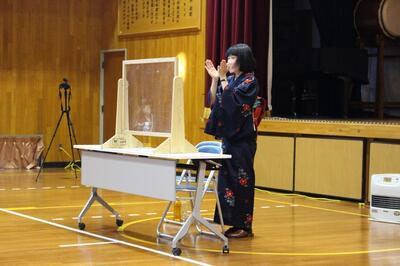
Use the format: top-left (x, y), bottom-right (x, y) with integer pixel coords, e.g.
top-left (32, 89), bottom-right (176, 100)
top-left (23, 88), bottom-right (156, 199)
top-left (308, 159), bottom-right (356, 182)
top-left (258, 117), bottom-right (400, 139)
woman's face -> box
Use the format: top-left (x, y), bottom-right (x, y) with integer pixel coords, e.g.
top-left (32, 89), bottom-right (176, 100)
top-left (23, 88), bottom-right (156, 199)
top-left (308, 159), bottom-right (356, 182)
top-left (227, 55), bottom-right (240, 74)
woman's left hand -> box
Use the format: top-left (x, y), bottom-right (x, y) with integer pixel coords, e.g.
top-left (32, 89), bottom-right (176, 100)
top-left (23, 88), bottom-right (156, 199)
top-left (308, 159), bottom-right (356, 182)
top-left (219, 59), bottom-right (228, 78)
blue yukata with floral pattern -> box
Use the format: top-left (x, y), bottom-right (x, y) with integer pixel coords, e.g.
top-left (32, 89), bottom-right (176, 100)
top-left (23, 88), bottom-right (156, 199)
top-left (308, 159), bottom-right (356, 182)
top-left (205, 72), bottom-right (257, 230)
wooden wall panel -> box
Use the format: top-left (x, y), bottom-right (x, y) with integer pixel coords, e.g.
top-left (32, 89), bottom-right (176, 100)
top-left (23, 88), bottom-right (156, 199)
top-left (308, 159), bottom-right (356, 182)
top-left (295, 137), bottom-right (363, 199)
top-left (369, 142), bottom-right (400, 186)
top-left (1, 0), bottom-right (209, 162)
top-left (101, 0), bottom-right (208, 147)
top-left (0, 0), bottom-right (103, 161)
top-left (255, 135), bottom-right (294, 190)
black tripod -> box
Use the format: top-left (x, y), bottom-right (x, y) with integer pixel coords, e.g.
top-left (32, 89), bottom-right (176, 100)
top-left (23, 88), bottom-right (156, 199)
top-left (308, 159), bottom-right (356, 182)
top-left (36, 79), bottom-right (80, 181)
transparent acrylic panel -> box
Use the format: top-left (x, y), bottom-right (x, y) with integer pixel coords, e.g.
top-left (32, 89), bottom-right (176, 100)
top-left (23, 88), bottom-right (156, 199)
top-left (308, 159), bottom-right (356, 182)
top-left (123, 58), bottom-right (176, 136)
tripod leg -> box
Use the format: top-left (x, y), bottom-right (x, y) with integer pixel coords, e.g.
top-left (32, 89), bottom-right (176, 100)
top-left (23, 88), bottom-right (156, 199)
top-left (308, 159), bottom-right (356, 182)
top-left (36, 112), bottom-right (65, 182)
top-left (66, 111), bottom-right (78, 179)
top-left (67, 112), bottom-right (81, 161)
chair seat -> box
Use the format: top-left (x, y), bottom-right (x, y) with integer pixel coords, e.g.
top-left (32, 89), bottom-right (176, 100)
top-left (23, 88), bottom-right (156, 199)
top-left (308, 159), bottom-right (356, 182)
top-left (176, 175), bottom-right (196, 183)
top-left (176, 184), bottom-right (216, 193)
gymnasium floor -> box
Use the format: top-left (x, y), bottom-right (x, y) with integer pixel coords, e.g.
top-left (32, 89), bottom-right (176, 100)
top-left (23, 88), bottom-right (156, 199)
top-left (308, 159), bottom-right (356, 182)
top-left (0, 169), bottom-right (399, 265)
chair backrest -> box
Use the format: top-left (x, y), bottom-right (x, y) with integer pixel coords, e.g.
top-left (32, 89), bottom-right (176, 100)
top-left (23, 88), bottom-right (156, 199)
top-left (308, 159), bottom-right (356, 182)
top-left (196, 142), bottom-right (222, 196)
top-left (177, 141), bottom-right (222, 185)
top-left (195, 141), bottom-right (222, 154)
top-left (197, 145), bottom-right (222, 154)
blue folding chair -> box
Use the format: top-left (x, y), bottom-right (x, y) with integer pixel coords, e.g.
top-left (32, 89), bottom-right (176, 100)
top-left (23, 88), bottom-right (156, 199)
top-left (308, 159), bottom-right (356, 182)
top-left (157, 141), bottom-right (225, 238)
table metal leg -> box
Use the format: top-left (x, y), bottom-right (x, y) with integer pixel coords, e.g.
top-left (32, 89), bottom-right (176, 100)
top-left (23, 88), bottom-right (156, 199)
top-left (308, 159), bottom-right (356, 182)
top-left (171, 161), bottom-right (229, 254)
top-left (77, 187), bottom-right (123, 230)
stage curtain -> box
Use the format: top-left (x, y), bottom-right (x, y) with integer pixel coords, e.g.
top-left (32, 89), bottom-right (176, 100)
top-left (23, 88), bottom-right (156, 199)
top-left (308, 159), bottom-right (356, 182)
top-left (205, 0), bottom-right (270, 106)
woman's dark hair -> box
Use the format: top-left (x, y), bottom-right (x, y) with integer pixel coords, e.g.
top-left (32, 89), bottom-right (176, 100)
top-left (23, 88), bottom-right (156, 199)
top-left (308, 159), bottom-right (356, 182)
top-left (225, 43), bottom-right (256, 73)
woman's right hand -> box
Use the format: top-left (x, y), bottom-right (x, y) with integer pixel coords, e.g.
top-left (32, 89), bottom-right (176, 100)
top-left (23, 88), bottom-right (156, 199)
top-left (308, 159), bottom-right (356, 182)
top-left (205, 59), bottom-right (219, 80)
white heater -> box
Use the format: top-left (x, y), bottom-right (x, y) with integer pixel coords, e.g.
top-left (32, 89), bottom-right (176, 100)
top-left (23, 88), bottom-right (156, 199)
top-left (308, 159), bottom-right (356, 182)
top-left (370, 174), bottom-right (400, 224)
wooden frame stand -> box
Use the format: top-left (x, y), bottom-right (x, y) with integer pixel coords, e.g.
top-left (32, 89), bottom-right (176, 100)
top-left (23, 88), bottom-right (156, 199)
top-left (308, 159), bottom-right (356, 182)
top-left (154, 77), bottom-right (196, 154)
top-left (103, 79), bottom-right (143, 149)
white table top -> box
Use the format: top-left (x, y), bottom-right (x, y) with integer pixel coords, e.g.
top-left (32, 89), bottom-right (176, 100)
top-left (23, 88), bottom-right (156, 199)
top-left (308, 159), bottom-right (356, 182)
top-left (74, 145), bottom-right (231, 160)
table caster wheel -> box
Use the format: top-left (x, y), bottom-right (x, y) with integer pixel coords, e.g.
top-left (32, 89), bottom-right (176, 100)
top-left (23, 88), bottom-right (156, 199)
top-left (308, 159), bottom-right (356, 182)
top-left (116, 219), bottom-right (124, 227)
top-left (222, 245), bottom-right (229, 254)
top-left (78, 222), bottom-right (85, 230)
top-left (172, 247), bottom-right (182, 256)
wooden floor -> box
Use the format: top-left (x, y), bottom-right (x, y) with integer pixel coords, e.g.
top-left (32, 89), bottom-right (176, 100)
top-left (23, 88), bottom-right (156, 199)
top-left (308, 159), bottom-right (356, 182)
top-left (0, 169), bottom-right (400, 265)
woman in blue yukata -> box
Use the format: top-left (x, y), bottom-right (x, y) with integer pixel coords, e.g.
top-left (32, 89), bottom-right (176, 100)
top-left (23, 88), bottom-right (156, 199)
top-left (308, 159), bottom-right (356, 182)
top-left (204, 43), bottom-right (257, 238)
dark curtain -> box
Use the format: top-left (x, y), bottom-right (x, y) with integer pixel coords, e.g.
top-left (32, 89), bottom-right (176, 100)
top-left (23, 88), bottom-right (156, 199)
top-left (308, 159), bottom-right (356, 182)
top-left (309, 0), bottom-right (358, 47)
top-left (205, 0), bottom-right (270, 106)
top-left (306, 0), bottom-right (365, 118)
